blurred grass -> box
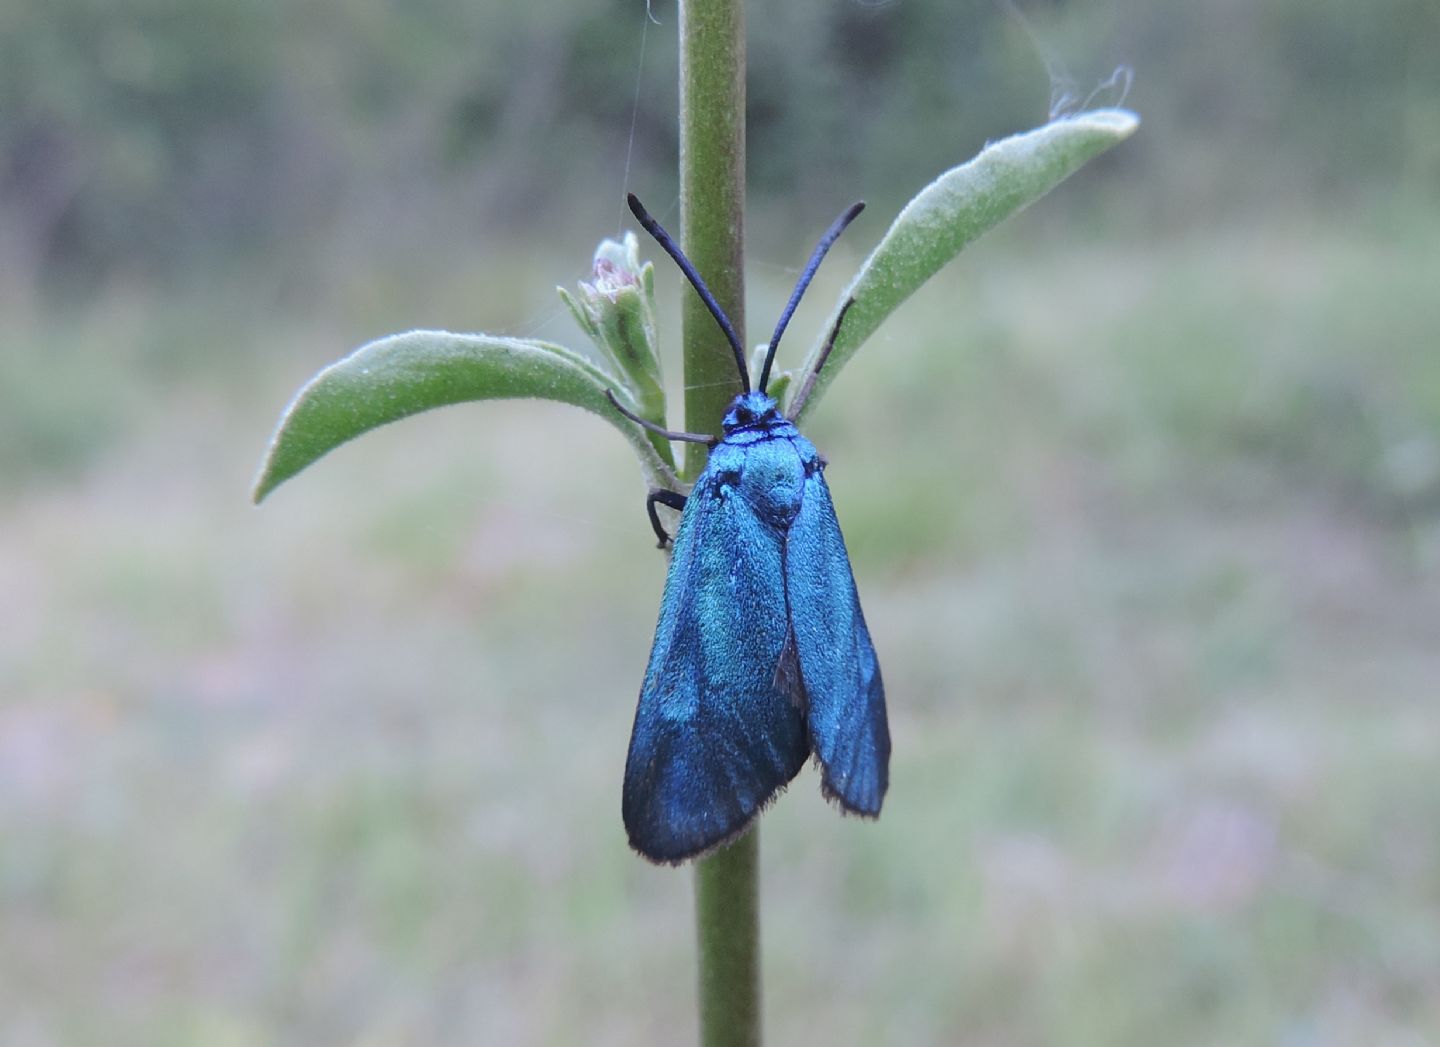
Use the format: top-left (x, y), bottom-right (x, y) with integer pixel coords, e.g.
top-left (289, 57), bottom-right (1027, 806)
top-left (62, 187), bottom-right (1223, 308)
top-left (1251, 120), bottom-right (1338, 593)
top-left (2, 209), bottom-right (1439, 1045)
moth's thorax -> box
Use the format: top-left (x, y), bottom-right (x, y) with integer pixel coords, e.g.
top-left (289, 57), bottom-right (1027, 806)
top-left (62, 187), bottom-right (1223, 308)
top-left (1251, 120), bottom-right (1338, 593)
top-left (711, 392), bottom-right (818, 528)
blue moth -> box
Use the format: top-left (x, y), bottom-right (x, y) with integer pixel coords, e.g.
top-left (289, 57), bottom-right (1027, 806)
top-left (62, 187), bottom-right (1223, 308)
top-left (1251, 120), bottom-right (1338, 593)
top-left (608, 194), bottom-right (890, 864)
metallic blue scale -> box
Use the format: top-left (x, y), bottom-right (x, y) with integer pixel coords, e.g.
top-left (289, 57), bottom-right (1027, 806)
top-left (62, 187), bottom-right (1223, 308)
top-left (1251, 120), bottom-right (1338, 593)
top-left (622, 393), bottom-right (891, 863)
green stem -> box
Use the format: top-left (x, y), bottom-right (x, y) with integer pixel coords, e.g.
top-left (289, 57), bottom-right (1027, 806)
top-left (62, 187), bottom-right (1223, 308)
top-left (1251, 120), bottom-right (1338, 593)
top-left (679, 0), bottom-right (746, 468)
top-left (678, 0), bottom-right (759, 1044)
top-left (694, 830), bottom-right (760, 1047)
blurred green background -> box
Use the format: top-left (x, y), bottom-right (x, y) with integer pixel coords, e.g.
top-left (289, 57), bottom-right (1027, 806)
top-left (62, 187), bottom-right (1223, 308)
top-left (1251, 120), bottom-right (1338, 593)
top-left (3, 0), bottom-right (1439, 1043)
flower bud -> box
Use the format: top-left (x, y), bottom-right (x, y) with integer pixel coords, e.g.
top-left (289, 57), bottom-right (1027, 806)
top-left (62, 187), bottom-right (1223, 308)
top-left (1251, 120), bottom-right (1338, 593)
top-left (559, 232), bottom-right (666, 424)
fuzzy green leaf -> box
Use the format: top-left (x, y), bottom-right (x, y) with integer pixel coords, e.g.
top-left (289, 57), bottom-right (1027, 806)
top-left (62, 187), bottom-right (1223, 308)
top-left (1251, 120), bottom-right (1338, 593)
top-left (252, 330), bottom-right (679, 503)
top-left (788, 108), bottom-right (1139, 421)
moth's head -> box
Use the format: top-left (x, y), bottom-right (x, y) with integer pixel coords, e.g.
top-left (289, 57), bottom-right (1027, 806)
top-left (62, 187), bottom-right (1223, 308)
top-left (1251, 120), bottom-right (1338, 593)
top-left (722, 391), bottom-right (780, 433)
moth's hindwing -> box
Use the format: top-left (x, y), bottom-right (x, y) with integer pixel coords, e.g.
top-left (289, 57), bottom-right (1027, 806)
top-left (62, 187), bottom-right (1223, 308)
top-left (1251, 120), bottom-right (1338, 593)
top-left (785, 469), bottom-right (890, 815)
top-left (622, 465), bottom-right (808, 864)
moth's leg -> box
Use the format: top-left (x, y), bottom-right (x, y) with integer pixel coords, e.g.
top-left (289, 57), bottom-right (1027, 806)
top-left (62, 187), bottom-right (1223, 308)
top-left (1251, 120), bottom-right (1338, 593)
top-left (646, 489), bottom-right (688, 548)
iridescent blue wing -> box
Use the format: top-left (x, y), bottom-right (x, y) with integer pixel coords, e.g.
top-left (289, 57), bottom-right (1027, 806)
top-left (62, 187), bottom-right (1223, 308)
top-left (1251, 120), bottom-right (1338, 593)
top-left (785, 470), bottom-right (890, 815)
top-left (622, 467), bottom-right (808, 864)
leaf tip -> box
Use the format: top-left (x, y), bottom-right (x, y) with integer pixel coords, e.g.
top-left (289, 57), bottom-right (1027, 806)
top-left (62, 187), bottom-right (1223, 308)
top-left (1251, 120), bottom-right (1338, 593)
top-left (1066, 107), bottom-right (1140, 140)
top-left (250, 453), bottom-right (282, 505)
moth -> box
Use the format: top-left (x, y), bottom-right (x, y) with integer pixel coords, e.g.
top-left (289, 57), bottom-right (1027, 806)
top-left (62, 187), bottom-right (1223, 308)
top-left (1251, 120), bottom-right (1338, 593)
top-left (609, 194), bottom-right (889, 864)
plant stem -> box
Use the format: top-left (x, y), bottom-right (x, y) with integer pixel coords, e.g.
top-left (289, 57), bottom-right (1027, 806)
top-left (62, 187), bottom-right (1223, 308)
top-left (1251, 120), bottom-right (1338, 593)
top-left (694, 829), bottom-right (760, 1046)
top-left (679, 0), bottom-right (746, 467)
top-left (679, 0), bottom-right (759, 1044)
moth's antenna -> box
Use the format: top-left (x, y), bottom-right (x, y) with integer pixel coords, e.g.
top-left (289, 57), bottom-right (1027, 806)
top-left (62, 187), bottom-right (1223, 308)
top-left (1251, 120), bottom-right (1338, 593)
top-left (605, 389), bottom-right (718, 446)
top-left (786, 297), bottom-right (856, 421)
top-left (758, 201), bottom-right (865, 394)
top-left (627, 193), bottom-right (750, 392)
